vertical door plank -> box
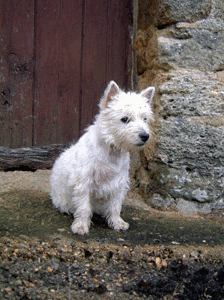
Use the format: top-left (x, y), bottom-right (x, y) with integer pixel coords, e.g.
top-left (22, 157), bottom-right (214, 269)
top-left (80, 0), bottom-right (132, 132)
top-left (106, 0), bottom-right (132, 89)
top-left (0, 0), bottom-right (34, 147)
top-left (79, 0), bottom-right (108, 132)
top-left (34, 0), bottom-right (82, 145)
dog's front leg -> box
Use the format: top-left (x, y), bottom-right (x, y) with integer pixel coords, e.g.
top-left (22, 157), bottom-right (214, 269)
top-left (106, 193), bottom-right (129, 231)
top-left (71, 191), bottom-right (92, 235)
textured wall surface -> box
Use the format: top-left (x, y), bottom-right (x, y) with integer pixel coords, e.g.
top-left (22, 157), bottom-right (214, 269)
top-left (135, 0), bottom-right (224, 214)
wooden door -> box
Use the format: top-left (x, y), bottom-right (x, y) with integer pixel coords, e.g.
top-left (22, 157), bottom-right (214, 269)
top-left (0, 0), bottom-right (132, 150)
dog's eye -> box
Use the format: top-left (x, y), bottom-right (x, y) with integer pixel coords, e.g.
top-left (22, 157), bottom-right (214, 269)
top-left (143, 117), bottom-right (147, 122)
top-left (121, 117), bottom-right (130, 124)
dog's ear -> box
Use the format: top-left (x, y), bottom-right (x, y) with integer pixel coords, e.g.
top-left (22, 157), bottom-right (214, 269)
top-left (100, 81), bottom-right (120, 109)
top-left (140, 86), bottom-right (155, 104)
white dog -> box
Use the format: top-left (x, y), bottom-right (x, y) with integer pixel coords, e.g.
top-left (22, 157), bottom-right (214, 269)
top-left (50, 81), bottom-right (155, 235)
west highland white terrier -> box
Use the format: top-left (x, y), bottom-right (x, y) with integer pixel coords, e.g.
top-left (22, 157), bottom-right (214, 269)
top-left (50, 81), bottom-right (155, 235)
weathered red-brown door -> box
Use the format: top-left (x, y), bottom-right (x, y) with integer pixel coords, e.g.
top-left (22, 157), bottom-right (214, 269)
top-left (0, 0), bottom-right (132, 148)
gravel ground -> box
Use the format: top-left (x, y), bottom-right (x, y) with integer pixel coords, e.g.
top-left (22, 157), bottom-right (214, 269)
top-left (1, 238), bottom-right (224, 300)
top-left (0, 171), bottom-right (224, 299)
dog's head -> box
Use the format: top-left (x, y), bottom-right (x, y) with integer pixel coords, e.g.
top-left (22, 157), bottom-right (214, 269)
top-left (98, 81), bottom-right (155, 151)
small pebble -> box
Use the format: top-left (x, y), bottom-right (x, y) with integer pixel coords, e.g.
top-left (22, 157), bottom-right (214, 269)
top-left (155, 257), bottom-right (162, 269)
top-left (117, 238), bottom-right (125, 242)
top-left (162, 259), bottom-right (168, 268)
top-left (47, 267), bottom-right (53, 273)
top-left (4, 287), bottom-right (12, 293)
top-left (171, 241), bottom-right (180, 245)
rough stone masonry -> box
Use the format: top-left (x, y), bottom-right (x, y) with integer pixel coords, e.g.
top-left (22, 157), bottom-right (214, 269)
top-left (134, 0), bottom-right (224, 214)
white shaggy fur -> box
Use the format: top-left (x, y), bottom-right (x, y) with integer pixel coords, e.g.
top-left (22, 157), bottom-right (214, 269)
top-left (50, 81), bottom-right (155, 235)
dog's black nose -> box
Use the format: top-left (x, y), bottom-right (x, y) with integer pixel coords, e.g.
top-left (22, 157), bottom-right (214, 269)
top-left (139, 132), bottom-right (149, 142)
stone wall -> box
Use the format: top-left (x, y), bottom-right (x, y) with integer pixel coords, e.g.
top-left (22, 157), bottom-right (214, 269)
top-left (134, 0), bottom-right (224, 214)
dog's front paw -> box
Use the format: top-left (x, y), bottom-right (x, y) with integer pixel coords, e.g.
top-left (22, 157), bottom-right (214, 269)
top-left (71, 221), bottom-right (89, 235)
top-left (109, 218), bottom-right (129, 231)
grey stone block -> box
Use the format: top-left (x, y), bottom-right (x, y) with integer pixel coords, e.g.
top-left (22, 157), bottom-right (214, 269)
top-left (158, 18), bottom-right (224, 71)
top-left (159, 69), bottom-right (224, 117)
top-left (158, 0), bottom-right (212, 26)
